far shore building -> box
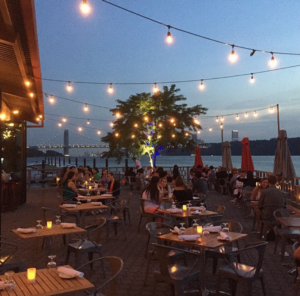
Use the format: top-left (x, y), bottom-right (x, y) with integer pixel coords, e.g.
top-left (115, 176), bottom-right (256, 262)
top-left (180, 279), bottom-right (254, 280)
top-left (232, 130), bottom-right (239, 142)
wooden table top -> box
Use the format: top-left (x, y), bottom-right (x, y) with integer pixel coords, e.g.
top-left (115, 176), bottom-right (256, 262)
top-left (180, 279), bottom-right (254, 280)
top-left (159, 227), bottom-right (247, 249)
top-left (12, 225), bottom-right (86, 239)
top-left (0, 265), bottom-right (94, 296)
top-left (158, 208), bottom-right (218, 218)
top-left (59, 204), bottom-right (108, 212)
top-left (276, 217), bottom-right (300, 227)
top-left (78, 188), bottom-right (106, 192)
top-left (77, 194), bottom-right (114, 201)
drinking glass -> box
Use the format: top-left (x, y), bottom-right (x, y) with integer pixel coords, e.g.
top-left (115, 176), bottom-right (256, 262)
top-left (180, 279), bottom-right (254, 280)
top-left (47, 255), bottom-right (57, 271)
top-left (77, 200), bottom-right (82, 205)
top-left (171, 202), bottom-right (176, 209)
top-left (55, 215), bottom-right (61, 225)
top-left (36, 220), bottom-right (43, 230)
top-left (179, 223), bottom-right (186, 231)
top-left (4, 271), bottom-right (15, 288)
top-left (86, 191), bottom-right (91, 197)
top-left (200, 203), bottom-right (205, 207)
top-left (222, 223), bottom-right (229, 233)
top-left (192, 219), bottom-right (199, 228)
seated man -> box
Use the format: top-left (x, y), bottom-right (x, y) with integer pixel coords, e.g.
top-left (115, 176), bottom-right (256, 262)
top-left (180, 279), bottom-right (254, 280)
top-left (258, 174), bottom-right (286, 224)
top-left (192, 171), bottom-right (208, 196)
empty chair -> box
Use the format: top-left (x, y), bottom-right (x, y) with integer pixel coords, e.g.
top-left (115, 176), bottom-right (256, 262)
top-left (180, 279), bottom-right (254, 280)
top-left (201, 205), bottom-right (225, 225)
top-left (120, 192), bottom-right (132, 225)
top-left (138, 198), bottom-right (161, 233)
top-left (216, 241), bottom-right (268, 296)
top-left (57, 195), bottom-right (80, 224)
top-left (205, 220), bottom-right (243, 274)
top-left (152, 243), bottom-right (201, 296)
top-left (274, 209), bottom-right (300, 261)
top-left (78, 256), bottom-right (123, 296)
top-left (65, 217), bottom-right (106, 268)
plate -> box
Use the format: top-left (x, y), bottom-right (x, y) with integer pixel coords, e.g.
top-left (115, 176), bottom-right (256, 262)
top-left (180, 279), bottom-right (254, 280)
top-left (59, 273), bottom-right (75, 279)
top-left (217, 236), bottom-right (230, 241)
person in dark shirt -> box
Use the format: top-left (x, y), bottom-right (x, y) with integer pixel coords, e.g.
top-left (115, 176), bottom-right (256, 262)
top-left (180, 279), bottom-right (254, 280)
top-left (192, 172), bottom-right (208, 195)
top-left (172, 176), bottom-right (193, 202)
top-left (216, 167), bottom-right (228, 179)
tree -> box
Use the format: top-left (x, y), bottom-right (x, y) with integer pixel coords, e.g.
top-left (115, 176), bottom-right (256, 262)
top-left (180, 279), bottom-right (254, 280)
top-left (101, 85), bottom-right (208, 166)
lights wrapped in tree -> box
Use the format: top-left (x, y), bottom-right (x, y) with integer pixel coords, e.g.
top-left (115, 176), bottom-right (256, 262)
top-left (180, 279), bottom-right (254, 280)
top-left (101, 84), bottom-right (208, 167)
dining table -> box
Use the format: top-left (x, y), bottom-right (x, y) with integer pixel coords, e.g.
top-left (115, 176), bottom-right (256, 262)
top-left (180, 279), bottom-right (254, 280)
top-left (0, 265), bottom-right (94, 296)
top-left (76, 194), bottom-right (115, 202)
top-left (159, 227), bottom-right (247, 295)
top-left (276, 216), bottom-right (300, 227)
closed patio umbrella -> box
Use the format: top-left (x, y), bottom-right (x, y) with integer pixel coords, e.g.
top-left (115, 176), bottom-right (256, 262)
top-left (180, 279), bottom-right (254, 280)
top-left (194, 146), bottom-right (203, 168)
top-left (241, 137), bottom-right (254, 172)
top-left (273, 129), bottom-right (295, 181)
top-left (222, 141), bottom-right (233, 171)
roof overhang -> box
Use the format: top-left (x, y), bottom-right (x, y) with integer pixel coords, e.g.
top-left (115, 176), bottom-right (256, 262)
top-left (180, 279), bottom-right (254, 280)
top-left (0, 0), bottom-right (43, 124)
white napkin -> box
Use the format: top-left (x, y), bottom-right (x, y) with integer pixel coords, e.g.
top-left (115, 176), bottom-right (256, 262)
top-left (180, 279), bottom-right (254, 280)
top-left (77, 195), bottom-right (86, 199)
top-left (219, 231), bottom-right (231, 241)
top-left (0, 281), bottom-right (15, 290)
top-left (91, 202), bottom-right (102, 206)
top-left (166, 208), bottom-right (182, 213)
top-left (57, 266), bottom-right (84, 278)
top-left (204, 226), bottom-right (222, 232)
top-left (101, 193), bottom-right (112, 197)
top-left (190, 206), bottom-right (206, 211)
top-left (63, 204), bottom-right (77, 208)
top-left (171, 226), bottom-right (185, 235)
top-left (16, 228), bottom-right (37, 234)
top-left (178, 234), bottom-right (200, 241)
top-left (61, 223), bottom-right (76, 228)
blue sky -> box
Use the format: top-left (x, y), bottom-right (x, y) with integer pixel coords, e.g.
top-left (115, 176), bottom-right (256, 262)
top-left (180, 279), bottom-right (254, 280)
top-left (28, 0), bottom-right (300, 146)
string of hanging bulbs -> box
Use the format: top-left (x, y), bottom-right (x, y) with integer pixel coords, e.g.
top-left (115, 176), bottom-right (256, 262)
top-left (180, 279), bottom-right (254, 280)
top-left (79, 0), bottom-right (300, 64)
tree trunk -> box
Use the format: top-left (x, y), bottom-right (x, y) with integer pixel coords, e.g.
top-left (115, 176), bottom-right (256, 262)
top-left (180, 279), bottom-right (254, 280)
top-left (147, 152), bottom-right (153, 168)
top-left (153, 148), bottom-right (157, 167)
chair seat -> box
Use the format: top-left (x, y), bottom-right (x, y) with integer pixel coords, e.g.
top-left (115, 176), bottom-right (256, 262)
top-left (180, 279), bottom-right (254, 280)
top-left (69, 240), bottom-right (101, 250)
top-left (154, 264), bottom-right (198, 282)
top-left (219, 262), bottom-right (263, 278)
top-left (103, 215), bottom-right (123, 222)
top-left (0, 255), bottom-right (27, 273)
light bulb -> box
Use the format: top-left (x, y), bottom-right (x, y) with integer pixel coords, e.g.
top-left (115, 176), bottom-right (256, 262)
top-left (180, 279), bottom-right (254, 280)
top-left (131, 134), bottom-right (135, 139)
top-left (153, 83), bottom-right (159, 93)
top-left (29, 92), bottom-right (34, 98)
top-left (110, 122), bottom-right (114, 127)
top-left (144, 116), bottom-right (149, 122)
top-left (216, 116), bottom-right (219, 122)
top-left (166, 26), bottom-right (173, 44)
top-left (87, 119), bottom-right (90, 125)
top-left (97, 130), bottom-right (101, 135)
top-left (0, 113), bottom-right (6, 120)
top-left (66, 82), bottom-right (73, 92)
top-left (39, 115), bottom-right (43, 118)
top-left (158, 123), bottom-right (163, 127)
top-left (209, 128), bottom-right (212, 131)
top-left (269, 53), bottom-right (277, 68)
top-left (58, 122), bottom-right (62, 127)
top-left (172, 134), bottom-right (175, 138)
top-left (78, 127), bottom-right (82, 132)
top-left (84, 104), bottom-right (89, 112)
top-left (250, 74), bottom-right (255, 84)
top-left (194, 118), bottom-right (200, 124)
top-left (36, 117), bottom-right (40, 122)
top-left (197, 130), bottom-right (201, 134)
top-left (115, 133), bottom-right (119, 137)
top-left (49, 96), bottom-right (55, 104)
top-left (12, 110), bottom-right (19, 115)
top-left (220, 123), bottom-right (223, 129)
top-left (253, 111), bottom-right (258, 117)
top-left (115, 112), bottom-right (121, 118)
top-left (170, 118), bottom-right (175, 123)
top-left (269, 106), bottom-right (274, 113)
top-left (244, 112), bottom-right (248, 118)
top-left (108, 83), bottom-right (114, 94)
top-left (221, 116), bottom-right (224, 122)
top-left (158, 135), bottom-right (161, 139)
top-left (80, 0), bottom-right (91, 15)
top-left (62, 117), bottom-right (67, 122)
top-left (236, 114), bottom-right (239, 120)
top-left (134, 123), bottom-right (138, 128)
top-left (25, 80), bottom-right (31, 87)
top-left (199, 80), bottom-right (205, 90)
top-left (185, 132), bottom-right (189, 136)
top-left (228, 45), bottom-right (238, 63)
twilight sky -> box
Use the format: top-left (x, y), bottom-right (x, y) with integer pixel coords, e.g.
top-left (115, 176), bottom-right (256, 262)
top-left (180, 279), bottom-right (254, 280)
top-left (28, 0), bottom-right (300, 147)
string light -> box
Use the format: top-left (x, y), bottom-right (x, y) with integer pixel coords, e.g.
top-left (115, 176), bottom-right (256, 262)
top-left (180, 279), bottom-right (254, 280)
top-left (12, 110), bottom-right (19, 115)
top-left (250, 73), bottom-right (255, 83)
top-left (131, 134), bottom-right (135, 138)
top-left (66, 81), bottom-right (73, 92)
top-left (29, 92), bottom-right (34, 98)
top-left (153, 83), bottom-right (159, 93)
top-left (84, 103), bottom-right (89, 112)
top-left (216, 116), bottom-right (219, 122)
top-left (62, 117), bottom-right (67, 122)
top-left (87, 119), bottom-right (90, 125)
top-left (199, 80), bottom-right (205, 90)
top-left (36, 117), bottom-right (40, 122)
top-left (170, 118), bottom-right (175, 123)
top-left (269, 52), bottom-right (277, 68)
top-left (253, 111), bottom-right (258, 117)
top-left (158, 123), bottom-right (163, 127)
top-left (228, 45), bottom-right (238, 63)
top-left (115, 132), bottom-right (119, 137)
top-left (0, 114), bottom-right (5, 120)
top-left (108, 83), bottom-right (114, 94)
top-left (78, 127), bottom-right (83, 132)
top-left (39, 115), bottom-right (43, 119)
top-left (172, 134), bottom-right (176, 138)
top-left (194, 118), bottom-right (200, 124)
top-left (97, 130), bottom-right (101, 135)
top-left (269, 106), bottom-right (274, 113)
top-left (197, 130), bottom-right (201, 134)
top-left (220, 116), bottom-right (224, 122)
top-left (80, 0), bottom-right (91, 15)
top-left (158, 135), bottom-right (161, 139)
top-left (185, 132), bottom-right (189, 136)
top-left (134, 123), bottom-right (138, 128)
top-left (58, 122), bottom-right (62, 127)
top-left (110, 122), bottom-right (114, 127)
top-left (115, 112), bottom-right (121, 118)
top-left (25, 80), bottom-right (31, 87)
top-left (144, 116), bottom-right (149, 122)
top-left (220, 123), bottom-right (223, 129)
top-left (166, 26), bottom-right (173, 44)
top-left (49, 95), bottom-right (55, 104)
top-left (236, 114), bottom-right (239, 120)
top-left (209, 128), bottom-right (212, 131)
top-left (244, 112), bottom-right (248, 118)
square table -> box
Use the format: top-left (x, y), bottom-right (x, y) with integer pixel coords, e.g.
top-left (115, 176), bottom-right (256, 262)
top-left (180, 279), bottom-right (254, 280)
top-left (0, 265), bottom-right (94, 296)
top-left (159, 227), bottom-right (247, 295)
top-left (77, 194), bottom-right (115, 202)
top-left (276, 217), bottom-right (300, 227)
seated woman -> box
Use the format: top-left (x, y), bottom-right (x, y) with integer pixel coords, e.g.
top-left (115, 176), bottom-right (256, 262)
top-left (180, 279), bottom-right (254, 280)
top-left (62, 171), bottom-right (78, 201)
top-left (100, 169), bottom-right (110, 188)
top-left (141, 176), bottom-right (162, 213)
top-left (158, 176), bottom-right (170, 198)
top-left (107, 172), bottom-right (120, 198)
top-left (92, 168), bottom-right (101, 181)
top-left (250, 178), bottom-right (269, 201)
top-left (172, 176), bottom-right (193, 202)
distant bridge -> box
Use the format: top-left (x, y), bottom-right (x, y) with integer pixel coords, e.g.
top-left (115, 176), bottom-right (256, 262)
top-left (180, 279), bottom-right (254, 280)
top-left (27, 144), bottom-right (109, 149)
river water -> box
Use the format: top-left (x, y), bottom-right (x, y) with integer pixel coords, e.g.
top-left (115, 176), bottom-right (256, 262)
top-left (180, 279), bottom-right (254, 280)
top-left (28, 155), bottom-right (300, 176)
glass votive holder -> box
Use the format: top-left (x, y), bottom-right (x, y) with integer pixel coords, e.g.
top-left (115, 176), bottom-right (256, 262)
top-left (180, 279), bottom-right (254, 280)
top-left (27, 268), bottom-right (36, 283)
top-left (47, 221), bottom-right (52, 229)
top-left (203, 230), bottom-right (210, 236)
top-left (182, 205), bottom-right (187, 211)
top-left (196, 225), bottom-right (203, 235)
top-left (89, 186), bottom-right (92, 190)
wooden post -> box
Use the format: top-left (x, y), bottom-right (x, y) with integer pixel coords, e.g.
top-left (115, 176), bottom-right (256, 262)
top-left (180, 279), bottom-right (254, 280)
top-left (93, 158), bottom-right (96, 168)
top-left (106, 159), bottom-right (108, 168)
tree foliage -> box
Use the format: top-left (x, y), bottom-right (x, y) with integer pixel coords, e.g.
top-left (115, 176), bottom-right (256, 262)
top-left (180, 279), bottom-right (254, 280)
top-left (101, 85), bottom-right (208, 166)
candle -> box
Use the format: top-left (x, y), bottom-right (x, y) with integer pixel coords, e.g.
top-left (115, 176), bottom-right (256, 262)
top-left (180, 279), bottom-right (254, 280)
top-left (27, 268), bottom-right (36, 283)
top-left (89, 186), bottom-right (92, 189)
top-left (196, 226), bottom-right (203, 235)
top-left (182, 205), bottom-right (187, 211)
top-left (56, 177), bottom-right (60, 184)
top-left (47, 221), bottom-right (52, 229)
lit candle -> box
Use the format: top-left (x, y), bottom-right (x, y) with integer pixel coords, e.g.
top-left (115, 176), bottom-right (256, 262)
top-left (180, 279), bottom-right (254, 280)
top-left (47, 221), bottom-right (52, 229)
top-left (197, 226), bottom-right (203, 235)
top-left (89, 186), bottom-right (92, 190)
top-left (182, 205), bottom-right (187, 211)
top-left (27, 268), bottom-right (36, 283)
top-left (56, 177), bottom-right (60, 184)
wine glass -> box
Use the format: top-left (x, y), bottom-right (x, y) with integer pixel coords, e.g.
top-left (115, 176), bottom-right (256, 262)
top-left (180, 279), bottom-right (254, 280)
top-left (179, 223), bottom-right (186, 231)
top-left (55, 215), bottom-right (61, 225)
top-left (4, 271), bottom-right (15, 288)
top-left (222, 222), bottom-right (229, 233)
top-left (171, 202), bottom-right (176, 209)
top-left (192, 219), bottom-right (199, 228)
top-left (47, 255), bottom-right (57, 271)
top-left (36, 220), bottom-right (43, 230)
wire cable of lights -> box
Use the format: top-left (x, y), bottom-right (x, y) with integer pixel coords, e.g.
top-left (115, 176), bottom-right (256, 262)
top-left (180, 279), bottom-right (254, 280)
top-left (100, 0), bottom-right (300, 56)
top-left (45, 113), bottom-right (111, 122)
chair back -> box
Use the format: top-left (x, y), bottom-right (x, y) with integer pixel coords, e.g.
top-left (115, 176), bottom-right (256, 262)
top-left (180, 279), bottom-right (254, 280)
top-left (274, 208), bottom-right (291, 218)
top-left (78, 256), bottom-right (123, 296)
top-left (208, 205), bottom-right (225, 214)
top-left (136, 176), bottom-right (145, 188)
top-left (192, 193), bottom-right (206, 202)
top-left (0, 238), bottom-right (18, 267)
top-left (42, 207), bottom-right (67, 224)
top-left (145, 222), bottom-right (173, 246)
top-left (107, 200), bottom-right (126, 219)
top-left (122, 192), bottom-right (132, 206)
top-left (76, 217), bottom-right (106, 244)
top-left (213, 220), bottom-right (243, 233)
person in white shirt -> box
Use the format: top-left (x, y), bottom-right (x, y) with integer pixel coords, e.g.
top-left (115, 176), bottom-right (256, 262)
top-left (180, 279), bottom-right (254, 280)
top-left (132, 157), bottom-right (141, 170)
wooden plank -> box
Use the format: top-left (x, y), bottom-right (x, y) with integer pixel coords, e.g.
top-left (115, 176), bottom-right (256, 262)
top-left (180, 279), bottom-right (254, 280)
top-left (59, 204), bottom-right (108, 212)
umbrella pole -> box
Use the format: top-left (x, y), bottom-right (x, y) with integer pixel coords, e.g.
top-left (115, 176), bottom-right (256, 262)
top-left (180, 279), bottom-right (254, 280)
top-left (277, 104), bottom-right (280, 136)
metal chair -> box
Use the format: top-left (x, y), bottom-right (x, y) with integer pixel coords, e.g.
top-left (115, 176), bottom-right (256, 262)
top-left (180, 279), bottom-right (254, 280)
top-left (216, 241), bottom-right (268, 296)
top-left (65, 217), bottom-right (106, 268)
top-left (152, 243), bottom-right (201, 296)
top-left (138, 198), bottom-right (160, 233)
top-left (274, 209), bottom-right (300, 261)
top-left (120, 192), bottom-right (132, 225)
top-left (205, 220), bottom-right (243, 275)
top-left (78, 256), bottom-right (123, 296)
top-left (200, 205), bottom-right (225, 225)
top-left (57, 194), bottom-right (80, 224)
top-left (240, 186), bottom-right (254, 218)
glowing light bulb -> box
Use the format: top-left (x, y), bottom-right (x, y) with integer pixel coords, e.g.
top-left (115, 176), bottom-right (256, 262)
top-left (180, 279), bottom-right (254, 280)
top-left (228, 45), bottom-right (238, 63)
top-left (172, 134), bottom-right (175, 138)
top-left (58, 122), bottom-right (62, 127)
top-left (221, 116), bottom-right (224, 122)
top-left (25, 80), bottom-right (31, 87)
top-left (269, 52), bottom-right (277, 68)
top-left (115, 132), bottom-right (119, 137)
top-left (108, 83), bottom-right (114, 94)
top-left (216, 116), bottom-right (219, 122)
top-left (97, 130), bottom-right (101, 135)
top-left (236, 114), bottom-right (239, 120)
top-left (158, 135), bottom-right (161, 139)
top-left (197, 130), bottom-right (201, 134)
top-left (78, 127), bottom-right (82, 132)
top-left (244, 112), bottom-right (248, 118)
top-left (199, 80), bottom-right (205, 90)
top-left (36, 117), bottom-right (40, 122)
top-left (131, 134), bottom-right (135, 139)
top-left (250, 74), bottom-right (255, 84)
top-left (134, 123), bottom-right (138, 128)
top-left (12, 110), bottom-right (19, 115)
top-left (0, 113), bottom-right (6, 120)
top-left (49, 95), bottom-right (55, 104)
top-left (194, 118), bottom-right (200, 124)
top-left (209, 128), bottom-right (212, 131)
top-left (110, 122), bottom-right (114, 127)
top-left (66, 82), bottom-right (73, 92)
top-left (153, 83), bottom-right (159, 93)
top-left (170, 118), bottom-right (175, 123)
top-left (115, 112), bottom-right (121, 118)
top-left (166, 26), bottom-right (173, 44)
top-left (80, 0), bottom-right (91, 15)
top-left (185, 132), bottom-right (189, 136)
top-left (144, 116), bottom-right (149, 122)
top-left (84, 104), bottom-right (89, 112)
top-left (62, 117), bottom-right (67, 122)
top-left (269, 106), bottom-right (274, 113)
top-left (39, 115), bottom-right (43, 119)
top-left (220, 123), bottom-right (223, 129)
top-left (87, 119), bottom-right (90, 125)
top-left (253, 111), bottom-right (258, 117)
top-left (29, 92), bottom-right (34, 98)
top-left (158, 123), bottom-right (163, 127)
